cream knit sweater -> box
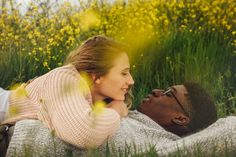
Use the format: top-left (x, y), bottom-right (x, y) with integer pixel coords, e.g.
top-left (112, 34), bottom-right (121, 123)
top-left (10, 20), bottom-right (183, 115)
top-left (3, 65), bottom-right (120, 148)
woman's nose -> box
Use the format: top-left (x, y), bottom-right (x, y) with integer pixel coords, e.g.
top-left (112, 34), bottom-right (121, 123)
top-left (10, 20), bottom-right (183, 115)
top-left (127, 75), bottom-right (134, 85)
top-left (151, 89), bottom-right (164, 97)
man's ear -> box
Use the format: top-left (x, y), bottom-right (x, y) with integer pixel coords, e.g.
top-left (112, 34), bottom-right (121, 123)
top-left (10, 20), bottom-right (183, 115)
top-left (172, 115), bottom-right (190, 126)
top-left (91, 74), bottom-right (102, 84)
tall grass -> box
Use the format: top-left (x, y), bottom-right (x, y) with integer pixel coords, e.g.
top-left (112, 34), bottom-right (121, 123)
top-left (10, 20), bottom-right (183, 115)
top-left (131, 30), bottom-right (235, 116)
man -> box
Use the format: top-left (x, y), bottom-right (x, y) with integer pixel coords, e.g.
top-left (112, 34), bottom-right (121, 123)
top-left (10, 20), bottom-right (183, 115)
top-left (138, 82), bottom-right (217, 136)
top-left (5, 82), bottom-right (227, 157)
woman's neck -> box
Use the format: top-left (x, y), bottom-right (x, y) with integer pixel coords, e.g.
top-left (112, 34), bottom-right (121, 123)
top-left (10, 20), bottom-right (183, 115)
top-left (91, 90), bottom-right (106, 104)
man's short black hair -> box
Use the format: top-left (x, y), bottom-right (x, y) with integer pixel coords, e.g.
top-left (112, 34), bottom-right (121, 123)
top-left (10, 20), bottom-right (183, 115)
top-left (184, 82), bottom-right (217, 134)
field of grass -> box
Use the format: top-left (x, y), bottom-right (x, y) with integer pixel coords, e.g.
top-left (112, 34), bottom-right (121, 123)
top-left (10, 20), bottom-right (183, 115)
top-left (0, 0), bottom-right (236, 156)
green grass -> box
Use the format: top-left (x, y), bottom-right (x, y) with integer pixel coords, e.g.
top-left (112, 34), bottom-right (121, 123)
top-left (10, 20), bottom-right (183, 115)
top-left (131, 30), bottom-right (235, 117)
top-left (10, 140), bottom-right (236, 157)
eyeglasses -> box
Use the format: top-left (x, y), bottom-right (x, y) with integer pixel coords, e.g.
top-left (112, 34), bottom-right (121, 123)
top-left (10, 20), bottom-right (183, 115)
top-left (162, 88), bottom-right (190, 117)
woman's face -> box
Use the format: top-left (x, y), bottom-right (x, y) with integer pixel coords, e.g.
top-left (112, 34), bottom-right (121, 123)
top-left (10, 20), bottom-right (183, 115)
top-left (92, 53), bottom-right (134, 101)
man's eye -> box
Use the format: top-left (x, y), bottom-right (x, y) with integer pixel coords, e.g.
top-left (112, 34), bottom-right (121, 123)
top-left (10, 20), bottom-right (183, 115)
top-left (165, 92), bottom-right (172, 97)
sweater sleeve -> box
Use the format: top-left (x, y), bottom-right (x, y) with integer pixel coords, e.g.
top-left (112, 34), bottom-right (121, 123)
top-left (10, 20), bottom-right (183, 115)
top-left (38, 67), bottom-right (120, 148)
top-left (156, 116), bottom-right (236, 156)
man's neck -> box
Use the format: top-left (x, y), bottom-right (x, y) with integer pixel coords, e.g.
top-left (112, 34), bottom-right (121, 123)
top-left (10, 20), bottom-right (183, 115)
top-left (162, 124), bottom-right (190, 137)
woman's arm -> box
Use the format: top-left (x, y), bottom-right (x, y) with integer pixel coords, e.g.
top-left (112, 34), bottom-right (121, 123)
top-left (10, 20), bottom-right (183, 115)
top-left (39, 67), bottom-right (121, 148)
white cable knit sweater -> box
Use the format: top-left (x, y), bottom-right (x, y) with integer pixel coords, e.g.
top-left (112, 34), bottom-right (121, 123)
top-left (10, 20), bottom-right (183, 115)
top-left (6, 110), bottom-right (236, 157)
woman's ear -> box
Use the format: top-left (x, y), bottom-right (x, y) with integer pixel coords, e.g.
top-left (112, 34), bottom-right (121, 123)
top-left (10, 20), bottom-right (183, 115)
top-left (172, 115), bottom-right (190, 126)
top-left (91, 74), bottom-right (102, 84)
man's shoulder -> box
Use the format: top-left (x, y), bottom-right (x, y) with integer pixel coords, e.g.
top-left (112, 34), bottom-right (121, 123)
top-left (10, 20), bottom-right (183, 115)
top-left (127, 110), bottom-right (163, 130)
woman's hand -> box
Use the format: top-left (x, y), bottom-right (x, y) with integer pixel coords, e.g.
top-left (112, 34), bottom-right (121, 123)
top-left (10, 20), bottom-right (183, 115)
top-left (106, 100), bottom-right (128, 118)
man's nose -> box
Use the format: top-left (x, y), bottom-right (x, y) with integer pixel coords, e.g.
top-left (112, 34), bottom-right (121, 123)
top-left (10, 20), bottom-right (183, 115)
top-left (151, 89), bottom-right (164, 97)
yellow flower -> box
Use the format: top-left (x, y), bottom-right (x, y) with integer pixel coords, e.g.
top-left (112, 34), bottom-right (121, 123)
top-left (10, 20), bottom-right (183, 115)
top-left (10, 83), bottom-right (28, 98)
top-left (63, 72), bottom-right (92, 96)
top-left (191, 14), bottom-right (196, 18)
top-left (180, 25), bottom-right (186, 29)
top-left (226, 25), bottom-right (231, 30)
top-left (14, 35), bottom-right (19, 40)
top-left (164, 19), bottom-right (169, 26)
top-left (92, 101), bottom-right (105, 116)
top-left (79, 9), bottom-right (101, 31)
top-left (38, 47), bottom-right (43, 51)
top-left (77, 72), bottom-right (93, 94)
top-left (43, 61), bottom-right (48, 67)
top-left (9, 106), bottom-right (20, 116)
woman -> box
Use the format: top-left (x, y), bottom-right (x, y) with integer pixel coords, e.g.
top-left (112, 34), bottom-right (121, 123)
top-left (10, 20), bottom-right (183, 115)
top-left (0, 35), bottom-right (134, 149)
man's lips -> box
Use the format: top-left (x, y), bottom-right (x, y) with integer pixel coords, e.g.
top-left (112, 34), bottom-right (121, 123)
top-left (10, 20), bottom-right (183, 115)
top-left (143, 94), bottom-right (153, 102)
top-left (138, 95), bottom-right (152, 113)
top-left (142, 98), bottom-right (149, 103)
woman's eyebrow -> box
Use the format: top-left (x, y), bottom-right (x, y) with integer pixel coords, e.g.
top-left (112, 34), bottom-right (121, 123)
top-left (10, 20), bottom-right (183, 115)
top-left (122, 68), bottom-right (130, 71)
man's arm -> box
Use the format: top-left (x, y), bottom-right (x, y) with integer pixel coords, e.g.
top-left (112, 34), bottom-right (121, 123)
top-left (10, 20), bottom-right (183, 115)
top-left (156, 116), bottom-right (236, 156)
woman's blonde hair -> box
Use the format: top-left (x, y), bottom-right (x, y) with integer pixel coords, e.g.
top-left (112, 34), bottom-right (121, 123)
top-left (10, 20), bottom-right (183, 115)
top-left (65, 35), bottom-right (133, 107)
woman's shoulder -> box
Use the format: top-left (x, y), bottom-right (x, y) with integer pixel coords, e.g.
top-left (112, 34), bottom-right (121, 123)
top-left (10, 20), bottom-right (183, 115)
top-left (50, 64), bottom-right (77, 74)
top-left (45, 64), bottom-right (81, 79)
top-left (45, 65), bottom-right (90, 91)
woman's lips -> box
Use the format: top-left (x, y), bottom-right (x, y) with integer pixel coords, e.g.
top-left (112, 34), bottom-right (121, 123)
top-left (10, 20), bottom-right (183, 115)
top-left (121, 88), bottom-right (128, 93)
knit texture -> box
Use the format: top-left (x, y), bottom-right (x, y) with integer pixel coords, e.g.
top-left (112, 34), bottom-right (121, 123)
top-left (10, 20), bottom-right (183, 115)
top-left (3, 65), bottom-right (120, 148)
top-left (7, 111), bottom-right (236, 156)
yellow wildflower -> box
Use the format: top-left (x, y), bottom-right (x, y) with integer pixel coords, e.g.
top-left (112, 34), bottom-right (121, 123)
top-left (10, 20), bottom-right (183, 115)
top-left (43, 61), bottom-right (48, 67)
top-left (78, 72), bottom-right (93, 94)
top-left (9, 106), bottom-right (20, 116)
top-left (10, 83), bottom-right (28, 98)
top-left (92, 101), bottom-right (105, 116)
top-left (79, 9), bottom-right (101, 31)
top-left (38, 47), bottom-right (43, 51)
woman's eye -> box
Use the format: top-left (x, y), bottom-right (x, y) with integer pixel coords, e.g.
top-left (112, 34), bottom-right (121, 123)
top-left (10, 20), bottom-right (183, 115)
top-left (121, 72), bottom-right (128, 76)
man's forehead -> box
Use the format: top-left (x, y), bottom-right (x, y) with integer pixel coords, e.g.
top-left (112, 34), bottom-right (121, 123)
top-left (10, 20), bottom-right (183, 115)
top-left (171, 85), bottom-right (188, 95)
top-left (172, 85), bottom-right (192, 116)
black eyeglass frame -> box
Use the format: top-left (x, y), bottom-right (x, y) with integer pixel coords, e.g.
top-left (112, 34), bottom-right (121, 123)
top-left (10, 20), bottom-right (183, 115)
top-left (162, 88), bottom-right (190, 117)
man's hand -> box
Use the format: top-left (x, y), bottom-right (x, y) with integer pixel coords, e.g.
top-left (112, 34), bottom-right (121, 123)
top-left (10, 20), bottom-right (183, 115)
top-left (106, 100), bottom-right (128, 118)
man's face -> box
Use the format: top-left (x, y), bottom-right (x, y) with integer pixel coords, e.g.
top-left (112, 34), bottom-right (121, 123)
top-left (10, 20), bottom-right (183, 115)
top-left (137, 85), bottom-right (190, 127)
